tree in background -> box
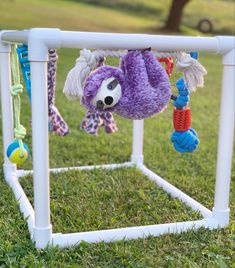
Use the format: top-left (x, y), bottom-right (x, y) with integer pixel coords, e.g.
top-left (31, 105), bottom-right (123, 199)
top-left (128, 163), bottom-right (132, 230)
top-left (164, 0), bottom-right (191, 32)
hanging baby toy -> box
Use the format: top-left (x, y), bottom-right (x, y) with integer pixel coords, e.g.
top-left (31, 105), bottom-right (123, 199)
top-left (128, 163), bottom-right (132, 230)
top-left (81, 49), bottom-right (171, 120)
top-left (16, 45), bottom-right (70, 136)
top-left (6, 45), bottom-right (29, 165)
top-left (64, 48), bottom-right (207, 153)
top-left (170, 52), bottom-right (202, 153)
top-left (64, 49), bottom-right (172, 134)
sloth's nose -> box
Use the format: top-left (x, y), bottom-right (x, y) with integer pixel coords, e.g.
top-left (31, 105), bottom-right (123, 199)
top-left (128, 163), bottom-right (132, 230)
top-left (96, 100), bottom-right (104, 108)
top-left (104, 96), bottom-right (114, 105)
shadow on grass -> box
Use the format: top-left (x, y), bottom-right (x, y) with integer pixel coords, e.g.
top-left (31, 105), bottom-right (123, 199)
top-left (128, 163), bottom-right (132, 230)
top-left (69, 0), bottom-right (162, 18)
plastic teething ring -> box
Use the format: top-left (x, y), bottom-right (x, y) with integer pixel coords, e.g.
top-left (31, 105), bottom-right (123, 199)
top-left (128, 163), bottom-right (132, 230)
top-left (159, 57), bottom-right (174, 77)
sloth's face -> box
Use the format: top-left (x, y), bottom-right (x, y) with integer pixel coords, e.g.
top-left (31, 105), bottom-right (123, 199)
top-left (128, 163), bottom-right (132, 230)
top-left (92, 77), bottom-right (122, 109)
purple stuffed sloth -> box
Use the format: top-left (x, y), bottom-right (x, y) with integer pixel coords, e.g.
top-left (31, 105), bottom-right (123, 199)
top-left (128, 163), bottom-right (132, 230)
top-left (82, 50), bottom-right (171, 120)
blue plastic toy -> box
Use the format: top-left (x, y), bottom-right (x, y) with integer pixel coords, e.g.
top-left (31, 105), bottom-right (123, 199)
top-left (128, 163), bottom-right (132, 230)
top-left (16, 45), bottom-right (31, 101)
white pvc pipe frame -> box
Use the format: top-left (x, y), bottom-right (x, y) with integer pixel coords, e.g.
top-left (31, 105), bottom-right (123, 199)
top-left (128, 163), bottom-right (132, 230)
top-left (0, 28), bottom-right (234, 249)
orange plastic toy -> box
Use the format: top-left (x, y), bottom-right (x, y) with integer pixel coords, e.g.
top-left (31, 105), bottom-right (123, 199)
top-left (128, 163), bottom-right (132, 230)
top-left (159, 57), bottom-right (174, 77)
top-left (173, 106), bottom-right (191, 132)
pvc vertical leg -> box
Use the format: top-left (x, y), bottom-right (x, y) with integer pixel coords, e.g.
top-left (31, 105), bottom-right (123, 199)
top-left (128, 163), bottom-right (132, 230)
top-left (0, 46), bottom-right (17, 177)
top-left (131, 120), bottom-right (144, 165)
top-left (213, 50), bottom-right (235, 226)
top-left (30, 61), bottom-right (52, 248)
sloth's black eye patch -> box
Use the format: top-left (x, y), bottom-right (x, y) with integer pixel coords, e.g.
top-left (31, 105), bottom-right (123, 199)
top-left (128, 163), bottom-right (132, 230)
top-left (107, 79), bottom-right (119, 90)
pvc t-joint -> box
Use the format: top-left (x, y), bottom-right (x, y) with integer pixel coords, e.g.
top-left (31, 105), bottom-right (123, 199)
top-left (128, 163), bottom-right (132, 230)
top-left (28, 28), bottom-right (61, 62)
top-left (216, 36), bottom-right (235, 65)
top-left (33, 224), bottom-right (52, 249)
top-left (131, 154), bottom-right (144, 166)
top-left (216, 36), bottom-right (235, 55)
top-left (212, 208), bottom-right (230, 227)
top-left (222, 48), bottom-right (235, 66)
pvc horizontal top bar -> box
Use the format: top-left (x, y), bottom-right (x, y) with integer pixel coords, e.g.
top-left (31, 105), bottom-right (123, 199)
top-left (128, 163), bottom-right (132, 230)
top-left (60, 31), bottom-right (219, 52)
top-left (1, 28), bottom-right (234, 54)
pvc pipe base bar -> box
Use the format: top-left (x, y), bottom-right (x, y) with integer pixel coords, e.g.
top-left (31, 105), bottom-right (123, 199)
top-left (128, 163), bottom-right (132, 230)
top-left (51, 218), bottom-right (219, 249)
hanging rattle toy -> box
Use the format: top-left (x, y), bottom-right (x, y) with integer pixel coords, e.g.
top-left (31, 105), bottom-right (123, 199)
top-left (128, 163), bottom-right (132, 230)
top-left (6, 45), bottom-right (29, 165)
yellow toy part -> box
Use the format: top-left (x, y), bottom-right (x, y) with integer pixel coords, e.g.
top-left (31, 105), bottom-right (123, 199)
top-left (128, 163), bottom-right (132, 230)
top-left (7, 141), bottom-right (29, 165)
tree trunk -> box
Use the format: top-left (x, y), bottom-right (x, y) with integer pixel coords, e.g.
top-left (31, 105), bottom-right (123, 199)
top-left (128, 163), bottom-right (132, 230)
top-left (165, 0), bottom-right (190, 32)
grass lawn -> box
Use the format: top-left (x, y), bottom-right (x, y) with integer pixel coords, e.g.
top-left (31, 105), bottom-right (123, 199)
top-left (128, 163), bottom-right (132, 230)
top-left (0, 0), bottom-right (234, 35)
top-left (0, 0), bottom-right (235, 267)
